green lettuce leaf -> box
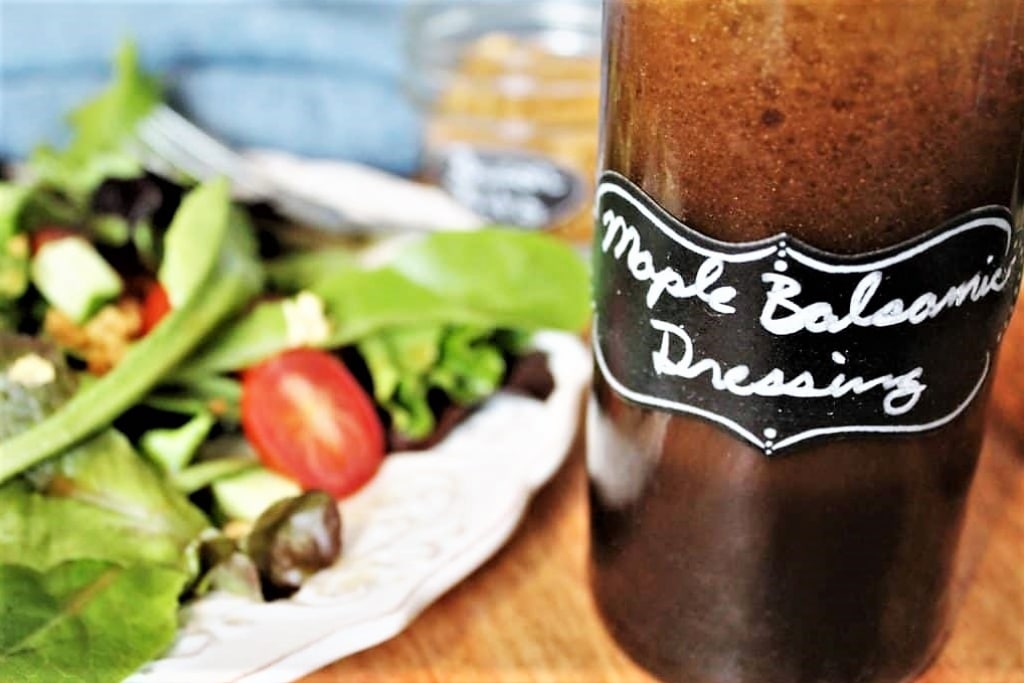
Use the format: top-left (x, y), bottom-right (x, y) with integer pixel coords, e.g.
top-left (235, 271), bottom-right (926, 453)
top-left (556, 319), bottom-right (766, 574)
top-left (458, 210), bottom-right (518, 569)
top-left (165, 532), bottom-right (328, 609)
top-left (432, 325), bottom-right (507, 403)
top-left (177, 296), bottom-right (300, 377)
top-left (390, 229), bottom-right (591, 331)
top-left (30, 41), bottom-right (160, 203)
top-left (0, 183), bottom-right (32, 244)
top-left (358, 325), bottom-right (445, 438)
top-left (178, 228), bottom-right (589, 375)
top-left (145, 374), bottom-right (243, 422)
top-left (265, 247), bottom-right (357, 292)
top-left (0, 560), bottom-right (186, 683)
top-left (140, 411), bottom-right (216, 473)
top-left (157, 179), bottom-right (232, 307)
top-left (358, 324), bottom-right (512, 439)
top-left (0, 430), bottom-right (209, 573)
top-left (0, 180), bottom-right (262, 484)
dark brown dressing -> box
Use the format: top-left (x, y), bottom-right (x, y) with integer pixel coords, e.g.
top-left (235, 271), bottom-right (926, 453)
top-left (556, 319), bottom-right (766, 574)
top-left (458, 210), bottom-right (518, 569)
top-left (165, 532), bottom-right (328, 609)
top-left (589, 2), bottom-right (1024, 682)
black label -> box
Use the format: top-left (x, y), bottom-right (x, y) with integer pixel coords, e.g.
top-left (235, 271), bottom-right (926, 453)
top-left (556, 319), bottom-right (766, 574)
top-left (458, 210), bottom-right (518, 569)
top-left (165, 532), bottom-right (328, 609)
top-left (430, 145), bottom-right (586, 229)
top-left (593, 171), bottom-right (1022, 455)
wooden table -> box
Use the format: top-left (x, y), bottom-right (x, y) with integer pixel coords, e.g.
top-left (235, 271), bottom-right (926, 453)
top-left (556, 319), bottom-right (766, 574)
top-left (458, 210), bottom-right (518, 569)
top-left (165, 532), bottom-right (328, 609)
top-left (307, 312), bottom-right (1024, 683)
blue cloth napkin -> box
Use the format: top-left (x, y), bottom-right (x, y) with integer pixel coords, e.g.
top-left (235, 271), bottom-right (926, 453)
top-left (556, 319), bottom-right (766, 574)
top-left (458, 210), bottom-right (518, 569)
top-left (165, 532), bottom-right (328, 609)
top-left (0, 0), bottom-right (422, 175)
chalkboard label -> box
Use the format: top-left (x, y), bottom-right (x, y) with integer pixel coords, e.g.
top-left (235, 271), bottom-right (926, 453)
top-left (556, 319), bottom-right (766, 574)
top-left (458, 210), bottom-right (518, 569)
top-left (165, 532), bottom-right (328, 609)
top-left (431, 145), bottom-right (586, 229)
top-left (593, 171), bottom-right (1022, 455)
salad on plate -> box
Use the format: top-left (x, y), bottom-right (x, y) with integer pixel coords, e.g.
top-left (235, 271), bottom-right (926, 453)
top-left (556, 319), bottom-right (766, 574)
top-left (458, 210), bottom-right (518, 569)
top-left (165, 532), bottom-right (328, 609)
top-left (0, 44), bottom-right (590, 682)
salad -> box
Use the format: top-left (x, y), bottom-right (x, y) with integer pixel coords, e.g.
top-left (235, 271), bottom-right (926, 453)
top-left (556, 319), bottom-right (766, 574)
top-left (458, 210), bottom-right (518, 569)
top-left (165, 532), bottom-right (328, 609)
top-left (0, 44), bottom-right (589, 682)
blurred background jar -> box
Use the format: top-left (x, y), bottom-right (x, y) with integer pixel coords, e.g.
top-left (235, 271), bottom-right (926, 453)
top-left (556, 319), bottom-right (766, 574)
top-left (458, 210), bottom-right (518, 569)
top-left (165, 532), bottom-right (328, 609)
top-left (405, 0), bottom-right (601, 246)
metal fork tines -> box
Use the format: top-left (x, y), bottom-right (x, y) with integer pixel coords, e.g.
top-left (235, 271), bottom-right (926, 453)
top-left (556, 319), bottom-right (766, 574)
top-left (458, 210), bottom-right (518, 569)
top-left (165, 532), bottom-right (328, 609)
top-left (136, 105), bottom-right (369, 234)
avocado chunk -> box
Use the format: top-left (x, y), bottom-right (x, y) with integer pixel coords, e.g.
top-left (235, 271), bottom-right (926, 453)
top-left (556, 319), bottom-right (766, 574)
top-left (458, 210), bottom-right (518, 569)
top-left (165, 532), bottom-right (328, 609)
top-left (31, 236), bottom-right (123, 323)
top-left (212, 467), bottom-right (303, 522)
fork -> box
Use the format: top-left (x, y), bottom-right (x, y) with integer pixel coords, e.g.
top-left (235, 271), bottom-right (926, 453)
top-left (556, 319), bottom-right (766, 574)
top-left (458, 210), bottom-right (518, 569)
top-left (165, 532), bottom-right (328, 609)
top-left (136, 104), bottom-right (387, 235)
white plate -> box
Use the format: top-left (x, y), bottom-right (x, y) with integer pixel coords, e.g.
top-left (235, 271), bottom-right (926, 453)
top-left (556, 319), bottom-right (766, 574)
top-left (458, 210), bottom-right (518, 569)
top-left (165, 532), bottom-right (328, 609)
top-left (130, 331), bottom-right (591, 683)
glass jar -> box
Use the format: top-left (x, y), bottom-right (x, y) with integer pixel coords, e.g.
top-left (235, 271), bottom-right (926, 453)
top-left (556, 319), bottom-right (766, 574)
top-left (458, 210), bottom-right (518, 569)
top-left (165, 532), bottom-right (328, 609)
top-left (404, 0), bottom-right (601, 246)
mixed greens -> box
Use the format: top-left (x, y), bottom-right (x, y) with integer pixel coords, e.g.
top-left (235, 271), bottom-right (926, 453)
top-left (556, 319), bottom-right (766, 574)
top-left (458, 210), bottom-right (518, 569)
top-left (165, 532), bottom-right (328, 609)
top-left (0, 44), bottom-right (589, 682)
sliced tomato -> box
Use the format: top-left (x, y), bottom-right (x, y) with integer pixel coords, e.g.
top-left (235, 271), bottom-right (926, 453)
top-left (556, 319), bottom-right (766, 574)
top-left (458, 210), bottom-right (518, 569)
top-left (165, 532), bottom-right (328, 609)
top-left (241, 348), bottom-right (385, 498)
top-left (30, 226), bottom-right (78, 254)
top-left (140, 282), bottom-right (171, 334)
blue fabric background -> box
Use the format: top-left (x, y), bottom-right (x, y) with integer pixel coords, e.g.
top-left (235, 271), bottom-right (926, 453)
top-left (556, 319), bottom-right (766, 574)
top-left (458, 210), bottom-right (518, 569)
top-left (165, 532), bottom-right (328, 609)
top-left (0, 0), bottom-right (423, 174)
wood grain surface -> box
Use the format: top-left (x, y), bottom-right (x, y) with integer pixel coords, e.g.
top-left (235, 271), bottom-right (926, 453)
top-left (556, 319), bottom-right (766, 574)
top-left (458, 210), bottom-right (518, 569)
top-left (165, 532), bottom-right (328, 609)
top-left (307, 309), bottom-right (1024, 683)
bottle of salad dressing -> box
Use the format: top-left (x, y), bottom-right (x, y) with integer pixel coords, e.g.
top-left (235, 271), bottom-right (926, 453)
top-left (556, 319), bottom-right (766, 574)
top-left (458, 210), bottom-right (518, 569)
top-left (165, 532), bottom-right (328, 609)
top-left (588, 1), bottom-right (1024, 682)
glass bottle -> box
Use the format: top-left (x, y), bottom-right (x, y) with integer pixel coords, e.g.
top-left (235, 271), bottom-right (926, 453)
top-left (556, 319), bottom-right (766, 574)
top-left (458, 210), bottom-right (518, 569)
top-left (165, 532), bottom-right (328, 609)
top-left (588, 2), bottom-right (1024, 682)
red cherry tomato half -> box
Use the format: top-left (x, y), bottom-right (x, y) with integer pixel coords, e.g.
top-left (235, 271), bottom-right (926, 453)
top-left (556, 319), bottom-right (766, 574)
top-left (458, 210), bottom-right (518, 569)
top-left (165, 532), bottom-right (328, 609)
top-left (30, 226), bottom-right (79, 254)
top-left (241, 348), bottom-right (385, 498)
top-left (140, 282), bottom-right (172, 335)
